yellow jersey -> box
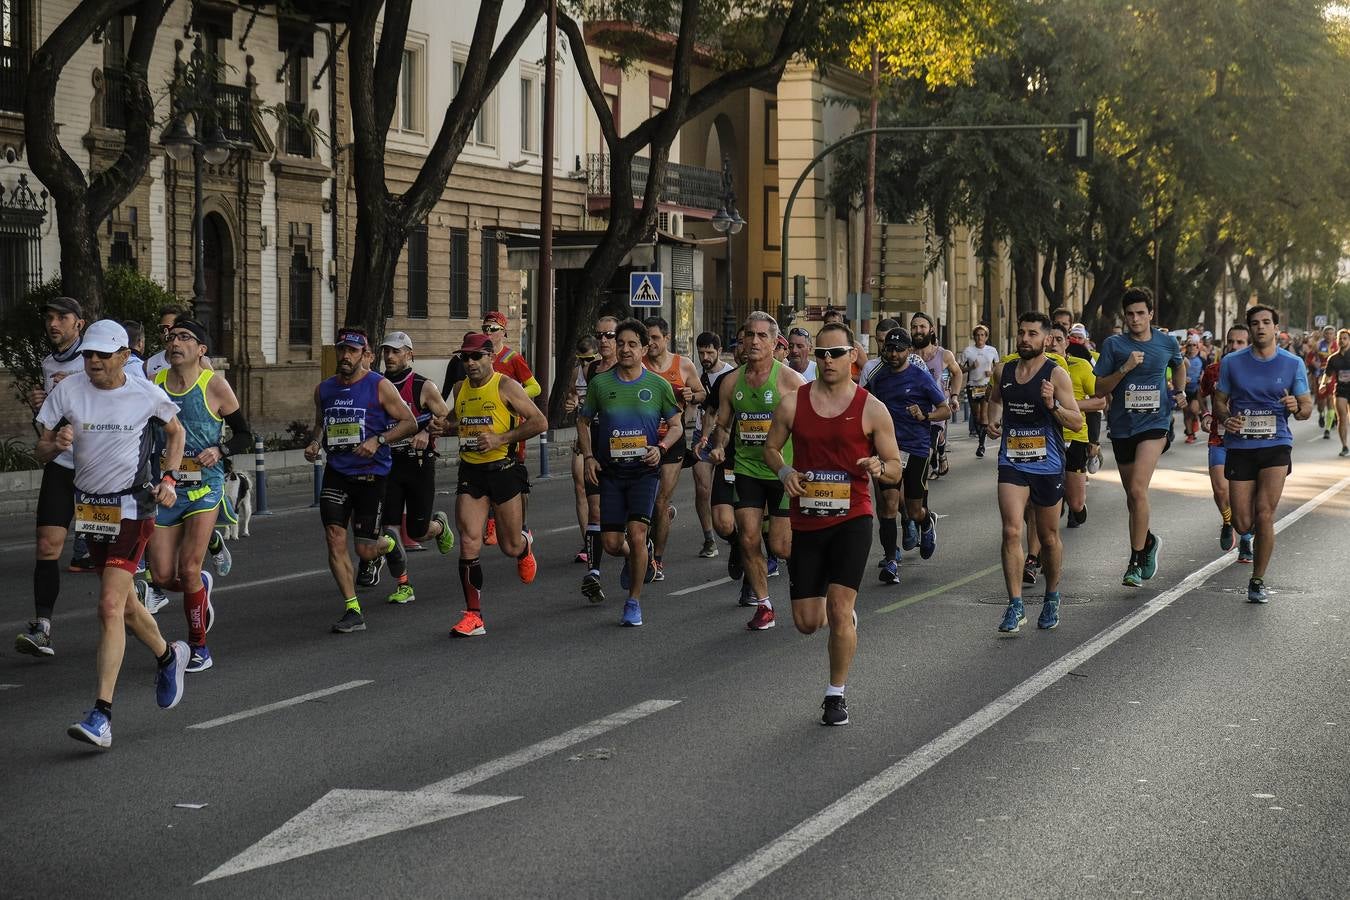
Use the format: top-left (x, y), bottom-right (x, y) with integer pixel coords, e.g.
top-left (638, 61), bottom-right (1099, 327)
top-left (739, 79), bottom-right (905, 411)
top-left (454, 372), bottom-right (514, 464)
top-left (998, 351), bottom-right (1091, 442)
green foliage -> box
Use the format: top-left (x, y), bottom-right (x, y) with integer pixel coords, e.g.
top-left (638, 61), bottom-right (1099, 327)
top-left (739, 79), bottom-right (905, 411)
top-left (0, 437), bottom-right (39, 473)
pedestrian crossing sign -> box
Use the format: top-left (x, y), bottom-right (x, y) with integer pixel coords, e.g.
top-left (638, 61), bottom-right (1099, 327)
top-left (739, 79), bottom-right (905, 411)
top-left (630, 271), bottom-right (663, 307)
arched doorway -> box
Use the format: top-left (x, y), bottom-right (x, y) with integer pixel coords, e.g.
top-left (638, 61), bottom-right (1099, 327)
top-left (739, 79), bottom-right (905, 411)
top-left (201, 212), bottom-right (235, 362)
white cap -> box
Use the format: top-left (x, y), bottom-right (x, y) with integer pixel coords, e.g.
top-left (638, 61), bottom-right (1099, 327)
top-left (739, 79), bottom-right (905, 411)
top-left (1186, 333), bottom-right (1201, 344)
top-left (380, 330), bottom-right (413, 350)
top-left (82, 319), bottom-right (129, 354)
top-left (1069, 323), bottom-right (1089, 339)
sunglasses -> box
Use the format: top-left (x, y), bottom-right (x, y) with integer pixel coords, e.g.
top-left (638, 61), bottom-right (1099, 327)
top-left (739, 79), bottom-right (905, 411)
top-left (82, 349), bottom-right (119, 360)
top-left (594, 330), bottom-right (617, 340)
top-left (458, 351), bottom-right (489, 362)
top-left (788, 328), bottom-right (811, 339)
top-left (813, 346), bottom-right (852, 360)
top-left (483, 324), bottom-right (504, 333)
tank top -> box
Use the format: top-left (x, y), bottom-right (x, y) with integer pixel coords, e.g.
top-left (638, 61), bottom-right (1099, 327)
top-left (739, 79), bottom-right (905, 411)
top-left (923, 345), bottom-right (950, 391)
top-left (997, 358), bottom-right (1064, 475)
top-left (575, 364), bottom-right (589, 405)
top-left (645, 352), bottom-right (688, 437)
top-left (732, 360), bottom-right (792, 480)
top-left (789, 384), bottom-right (873, 531)
top-left (386, 368), bottom-right (434, 455)
top-left (319, 371), bottom-right (393, 477)
top-left (455, 372), bottom-right (515, 465)
top-left (154, 368), bottom-right (224, 489)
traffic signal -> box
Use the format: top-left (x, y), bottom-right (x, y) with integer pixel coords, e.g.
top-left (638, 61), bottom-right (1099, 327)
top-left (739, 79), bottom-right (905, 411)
top-left (793, 274), bottom-right (807, 308)
top-left (1069, 109), bottom-right (1094, 167)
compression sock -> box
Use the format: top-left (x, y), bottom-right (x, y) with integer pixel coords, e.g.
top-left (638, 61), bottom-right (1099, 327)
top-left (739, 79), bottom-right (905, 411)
top-left (586, 525), bottom-right (603, 574)
top-left (878, 516), bottom-right (898, 559)
top-left (345, 597), bottom-right (361, 613)
top-left (1222, 506), bottom-right (1232, 525)
top-left (184, 580), bottom-right (208, 646)
top-left (95, 698), bottom-right (112, 720)
top-left (459, 558), bottom-right (483, 612)
top-left (34, 558), bottom-right (59, 620)
top-left (383, 529), bottom-right (408, 578)
top-left (207, 531), bottom-right (224, 554)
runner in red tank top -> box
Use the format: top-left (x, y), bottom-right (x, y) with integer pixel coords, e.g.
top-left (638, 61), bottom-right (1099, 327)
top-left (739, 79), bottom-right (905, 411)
top-left (765, 321), bottom-right (902, 727)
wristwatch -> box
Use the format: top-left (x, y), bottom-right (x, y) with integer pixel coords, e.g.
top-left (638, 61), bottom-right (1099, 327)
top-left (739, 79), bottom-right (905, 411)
top-left (376, 434), bottom-right (388, 446)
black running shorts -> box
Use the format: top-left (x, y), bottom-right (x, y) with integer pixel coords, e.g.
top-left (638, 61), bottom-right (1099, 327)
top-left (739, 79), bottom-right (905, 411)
top-left (1224, 445), bottom-right (1292, 482)
top-left (320, 466), bottom-right (386, 544)
top-left (457, 460), bottom-right (529, 506)
top-left (788, 516), bottom-right (873, 600)
top-left (1110, 428), bottom-right (1169, 465)
top-left (382, 452), bottom-right (436, 535)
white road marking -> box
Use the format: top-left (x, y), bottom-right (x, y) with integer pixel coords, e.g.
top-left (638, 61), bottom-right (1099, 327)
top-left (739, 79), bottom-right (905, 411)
top-left (210, 568), bottom-right (331, 595)
top-left (684, 475), bottom-right (1350, 900)
top-left (543, 524), bottom-right (578, 535)
top-left (198, 699), bottom-right (681, 882)
top-left (671, 576), bottom-right (732, 596)
top-left (187, 680), bottom-right (374, 730)
top-left (0, 683), bottom-right (20, 690)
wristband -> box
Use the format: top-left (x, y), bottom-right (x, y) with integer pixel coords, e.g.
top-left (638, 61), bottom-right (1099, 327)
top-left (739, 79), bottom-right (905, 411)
top-left (583, 454), bottom-right (595, 461)
top-left (777, 465), bottom-right (794, 484)
top-left (161, 473), bottom-right (177, 485)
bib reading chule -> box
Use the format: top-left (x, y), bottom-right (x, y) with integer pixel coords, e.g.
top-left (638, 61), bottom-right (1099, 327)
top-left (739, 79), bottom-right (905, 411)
top-left (1240, 409), bottom-right (1278, 438)
top-left (609, 428), bottom-right (647, 460)
top-left (74, 489), bottom-right (123, 540)
top-left (799, 470), bottom-right (850, 517)
top-left (1124, 382), bottom-right (1161, 412)
top-left (737, 411), bottom-right (771, 445)
top-left (1005, 426), bottom-right (1049, 461)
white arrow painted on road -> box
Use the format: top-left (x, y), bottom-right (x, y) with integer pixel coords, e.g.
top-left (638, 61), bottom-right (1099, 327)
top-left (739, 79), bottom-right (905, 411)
top-left (198, 698), bottom-right (681, 883)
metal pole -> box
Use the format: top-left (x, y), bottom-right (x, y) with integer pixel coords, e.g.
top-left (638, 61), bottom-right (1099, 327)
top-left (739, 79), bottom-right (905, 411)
top-left (252, 433), bottom-right (272, 515)
top-left (536, 0), bottom-right (556, 480)
top-left (193, 125), bottom-right (209, 345)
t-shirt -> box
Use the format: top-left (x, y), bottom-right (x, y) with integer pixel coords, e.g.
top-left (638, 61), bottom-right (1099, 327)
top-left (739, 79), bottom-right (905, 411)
top-left (859, 358), bottom-right (885, 384)
top-left (1061, 354), bottom-right (1095, 444)
top-left (1217, 347), bottom-right (1309, 449)
top-left (35, 371), bottom-right (180, 520)
top-left (493, 346), bottom-right (535, 387)
top-left (581, 368), bottom-right (679, 474)
top-left (144, 349), bottom-right (170, 379)
top-left (1327, 351), bottom-right (1350, 394)
top-left (866, 361), bottom-right (947, 456)
top-left (41, 342), bottom-right (84, 470)
top-left (1094, 328), bottom-right (1183, 438)
top-left (961, 344), bottom-right (1000, 387)
top-left (1184, 354), bottom-right (1204, 389)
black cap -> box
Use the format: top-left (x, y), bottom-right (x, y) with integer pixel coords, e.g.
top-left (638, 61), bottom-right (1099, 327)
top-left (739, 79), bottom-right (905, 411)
top-left (884, 328), bottom-right (913, 351)
top-left (44, 296), bottom-right (83, 318)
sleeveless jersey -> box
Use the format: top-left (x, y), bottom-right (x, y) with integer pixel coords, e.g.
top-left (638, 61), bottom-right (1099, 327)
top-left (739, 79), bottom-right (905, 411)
top-left (386, 368), bottom-right (434, 455)
top-left (645, 352), bottom-right (688, 436)
top-left (922, 345), bottom-right (950, 392)
top-left (788, 384), bottom-right (873, 531)
top-left (319, 371), bottom-right (393, 477)
top-left (455, 372), bottom-right (515, 464)
top-left (732, 361), bottom-right (791, 480)
top-left (997, 358), bottom-right (1065, 475)
top-left (154, 368), bottom-right (224, 490)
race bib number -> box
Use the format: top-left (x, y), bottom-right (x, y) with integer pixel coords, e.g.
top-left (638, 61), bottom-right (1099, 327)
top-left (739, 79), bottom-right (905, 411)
top-left (74, 491), bottom-right (122, 540)
top-left (1124, 385), bottom-right (1161, 412)
top-left (608, 429), bottom-right (648, 460)
top-left (165, 452), bottom-right (203, 484)
top-left (723, 467), bottom-right (736, 484)
top-left (1006, 427), bottom-right (1049, 461)
top-left (969, 385), bottom-right (988, 400)
top-left (798, 470), bottom-right (850, 517)
top-left (737, 412), bottom-right (771, 445)
top-left (1240, 411), bottom-right (1277, 438)
top-left (1338, 370), bottom-right (1350, 384)
top-left (325, 417), bottom-right (363, 448)
top-left (458, 416), bottom-right (492, 447)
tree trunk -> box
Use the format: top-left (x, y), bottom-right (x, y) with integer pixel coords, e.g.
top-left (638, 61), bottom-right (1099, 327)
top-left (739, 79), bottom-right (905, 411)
top-left (346, 209), bottom-right (405, 339)
top-left (51, 193), bottom-right (105, 309)
top-left (1011, 237), bottom-right (1038, 316)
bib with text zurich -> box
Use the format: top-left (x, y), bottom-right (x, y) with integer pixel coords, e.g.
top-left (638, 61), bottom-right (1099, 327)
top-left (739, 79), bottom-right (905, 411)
top-left (798, 470), bottom-right (850, 517)
top-left (1005, 426), bottom-right (1049, 461)
top-left (609, 428), bottom-right (647, 460)
top-left (1239, 408), bottom-right (1278, 439)
top-left (325, 407), bottom-right (365, 450)
top-left (1123, 381), bottom-right (1161, 413)
top-left (737, 412), bottom-right (771, 445)
top-left (74, 490), bottom-right (122, 541)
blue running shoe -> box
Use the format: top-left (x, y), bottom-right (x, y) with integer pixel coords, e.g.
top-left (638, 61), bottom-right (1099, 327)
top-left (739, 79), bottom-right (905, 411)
top-left (155, 641), bottom-right (189, 709)
top-left (620, 599), bottom-right (643, 627)
top-left (767, 555), bottom-right (779, 578)
top-left (1140, 532), bottom-right (1160, 580)
top-left (186, 645), bottom-right (213, 673)
top-left (1247, 578), bottom-right (1269, 604)
top-left (879, 560), bottom-right (900, 585)
top-left (919, 515), bottom-right (937, 560)
top-left (998, 600), bottom-right (1026, 635)
top-left (1038, 596), bottom-right (1060, 630)
top-left (1237, 534), bottom-right (1254, 564)
top-left (67, 708), bottom-right (111, 748)
top-left (901, 519), bottom-right (920, 551)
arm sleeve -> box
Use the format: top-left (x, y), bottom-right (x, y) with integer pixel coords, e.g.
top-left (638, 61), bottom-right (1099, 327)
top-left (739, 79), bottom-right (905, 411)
top-left (521, 376), bottom-right (542, 398)
top-left (222, 409), bottom-right (253, 455)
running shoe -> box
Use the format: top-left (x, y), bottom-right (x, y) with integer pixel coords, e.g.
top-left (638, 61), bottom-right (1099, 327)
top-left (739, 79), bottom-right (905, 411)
top-left (15, 622), bottom-right (53, 658)
top-left (820, 695), bottom-right (849, 726)
top-left (432, 511), bottom-right (456, 554)
top-left (1324, 429), bottom-right (1332, 440)
top-left (1247, 578), bottom-right (1269, 604)
top-left (937, 454), bottom-right (950, 477)
top-left (902, 519), bottom-right (920, 552)
top-left (727, 539), bottom-right (744, 581)
top-left (67, 555), bottom-right (96, 574)
top-left (517, 547), bottom-right (538, 584)
top-left (208, 532), bottom-right (233, 577)
top-left (1072, 505), bottom-right (1088, 526)
top-left (484, 518), bottom-right (498, 546)
top-left (1184, 433), bottom-right (1197, 444)
top-left (201, 571), bottom-right (215, 633)
top-left (1065, 512), bottom-right (1080, 529)
top-left (155, 641), bottom-right (189, 709)
top-left (1140, 533), bottom-right (1161, 580)
top-left (766, 555), bottom-right (779, 578)
top-left (998, 600), bottom-right (1026, 635)
top-left (186, 645), bottom-right (213, 673)
top-left (144, 582), bottom-right (170, 614)
top-left (450, 609), bottom-right (486, 637)
top-left (1122, 565), bottom-right (1144, 588)
top-left (1022, 556), bottom-right (1039, 586)
top-left (919, 515), bottom-right (937, 559)
top-left (698, 539), bottom-right (719, 559)
top-left (879, 560), bottom-right (900, 585)
top-left (1238, 534), bottom-right (1254, 564)
top-left (738, 579), bottom-right (756, 606)
top-left (620, 599), bottom-right (643, 627)
top-left (1219, 523), bottom-right (1236, 552)
top-left (1037, 597), bottom-right (1060, 630)
top-left (1318, 412), bottom-right (1326, 429)
top-left (332, 609), bottom-right (366, 633)
top-left (651, 561), bottom-right (665, 582)
top-left (356, 556), bottom-right (383, 588)
top-left (68, 708), bottom-right (111, 748)
top-left (387, 583), bottom-right (416, 604)
top-left (1087, 452), bottom-right (1102, 474)
top-left (747, 603), bottom-right (776, 630)
top-left (1340, 447), bottom-right (1349, 457)
top-left (582, 572), bottom-right (605, 604)
top-left (975, 443), bottom-right (985, 459)
top-left (574, 548), bottom-right (589, 564)
top-left (644, 539), bottom-right (657, 584)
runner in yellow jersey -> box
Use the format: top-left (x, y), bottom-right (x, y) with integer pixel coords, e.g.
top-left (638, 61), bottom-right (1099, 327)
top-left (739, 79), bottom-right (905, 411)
top-left (1048, 323), bottom-right (1106, 527)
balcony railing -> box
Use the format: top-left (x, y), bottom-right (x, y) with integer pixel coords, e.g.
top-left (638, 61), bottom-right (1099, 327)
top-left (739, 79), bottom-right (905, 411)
top-left (586, 153), bottom-right (722, 214)
top-left (284, 100), bottom-right (312, 157)
top-left (0, 45), bottom-right (22, 113)
top-left (214, 83), bottom-right (251, 143)
top-left (103, 67), bottom-right (129, 130)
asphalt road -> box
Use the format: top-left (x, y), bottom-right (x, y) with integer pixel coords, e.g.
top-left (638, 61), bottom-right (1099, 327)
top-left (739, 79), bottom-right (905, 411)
top-left (1, 419), bottom-right (1347, 898)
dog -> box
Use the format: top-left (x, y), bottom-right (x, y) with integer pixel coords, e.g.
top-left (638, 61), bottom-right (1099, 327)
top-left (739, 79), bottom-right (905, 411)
top-left (222, 459), bottom-right (253, 539)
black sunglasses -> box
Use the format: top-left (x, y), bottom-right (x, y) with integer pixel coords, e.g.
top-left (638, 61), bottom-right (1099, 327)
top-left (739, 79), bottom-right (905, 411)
top-left (594, 330), bottom-right (617, 340)
top-left (82, 349), bottom-right (120, 360)
top-left (813, 346), bottom-right (852, 360)
top-left (457, 351), bottom-right (489, 362)
top-left (788, 327), bottom-right (811, 339)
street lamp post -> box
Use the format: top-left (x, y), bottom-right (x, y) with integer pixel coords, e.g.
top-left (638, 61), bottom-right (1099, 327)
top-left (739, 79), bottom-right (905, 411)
top-left (711, 155), bottom-right (745, 348)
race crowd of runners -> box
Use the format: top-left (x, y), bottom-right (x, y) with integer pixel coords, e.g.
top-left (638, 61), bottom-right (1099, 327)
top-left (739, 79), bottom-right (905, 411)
top-left (14, 285), bottom-right (1347, 744)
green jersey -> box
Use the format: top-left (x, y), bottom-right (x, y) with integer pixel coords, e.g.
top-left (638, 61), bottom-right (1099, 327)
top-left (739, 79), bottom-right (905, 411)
top-left (731, 360), bottom-right (792, 480)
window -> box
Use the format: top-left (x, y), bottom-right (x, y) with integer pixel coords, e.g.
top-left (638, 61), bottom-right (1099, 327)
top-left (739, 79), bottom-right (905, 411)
top-left (289, 246), bottom-right (313, 345)
top-left (407, 224), bottom-right (428, 318)
top-left (283, 52), bottom-right (311, 156)
top-left (0, 172), bottom-right (45, 312)
top-left (601, 61), bottom-right (621, 130)
top-left (109, 231), bottom-right (135, 270)
top-left (449, 228), bottom-right (469, 318)
top-left (100, 14), bottom-right (131, 129)
top-left (0, 0), bottom-right (28, 112)
top-left (648, 72), bottom-right (669, 118)
top-left (452, 53), bottom-right (497, 148)
top-left (480, 233), bottom-right (498, 314)
top-left (395, 45), bottom-right (424, 134)
top-left (520, 76), bottom-right (538, 154)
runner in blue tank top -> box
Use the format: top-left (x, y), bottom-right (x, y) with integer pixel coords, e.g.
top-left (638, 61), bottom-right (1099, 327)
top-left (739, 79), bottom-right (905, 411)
top-left (304, 327), bottom-right (418, 635)
top-left (1214, 305), bottom-right (1313, 603)
top-left (986, 312), bottom-right (1083, 636)
top-left (1092, 287), bottom-right (1187, 587)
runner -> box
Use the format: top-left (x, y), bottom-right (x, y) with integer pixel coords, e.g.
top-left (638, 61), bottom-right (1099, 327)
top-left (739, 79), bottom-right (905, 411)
top-left (960, 324), bottom-right (1000, 458)
top-left (690, 332), bottom-right (734, 559)
top-left (765, 321), bottom-right (902, 725)
top-left (910, 312), bottom-right (963, 479)
top-left (564, 335), bottom-right (600, 563)
top-left (1199, 324), bottom-right (1253, 556)
top-left (822, 308), bottom-right (868, 379)
top-left (142, 303), bottom-right (188, 379)
top-left (785, 326), bottom-right (817, 382)
top-left (697, 330), bottom-right (753, 603)
top-left (1316, 325), bottom-right (1337, 436)
top-left (34, 319), bottom-right (191, 748)
top-left (865, 327), bottom-right (949, 584)
top-left (859, 319), bottom-right (899, 383)
top-left (482, 310), bottom-right (540, 546)
top-left (986, 312), bottom-right (1083, 634)
top-left (576, 318), bottom-right (681, 627)
top-left (709, 312), bottom-right (806, 630)
top-left (145, 319), bottom-right (251, 673)
top-left (1214, 305), bottom-right (1312, 603)
top-left (304, 327), bottom-right (417, 634)
top-left (642, 316), bottom-right (705, 581)
top-left (1182, 334), bottom-right (1205, 443)
top-left (363, 331), bottom-right (456, 603)
top-left (16, 297), bottom-right (86, 657)
top-left (774, 334), bottom-right (790, 363)
top-left (1066, 323), bottom-right (1104, 472)
top-left (1047, 323), bottom-right (1104, 527)
top-left (447, 333), bottom-right (545, 636)
top-left (122, 322), bottom-right (149, 380)
top-left (1322, 328), bottom-right (1350, 456)
top-left (569, 317), bottom-right (620, 604)
top-left (1092, 287), bottom-right (1186, 587)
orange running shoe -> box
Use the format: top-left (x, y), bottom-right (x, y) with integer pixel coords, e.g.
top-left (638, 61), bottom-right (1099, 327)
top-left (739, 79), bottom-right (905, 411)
top-left (450, 610), bottom-right (485, 637)
top-left (484, 518), bottom-right (498, 546)
top-left (517, 549), bottom-right (538, 584)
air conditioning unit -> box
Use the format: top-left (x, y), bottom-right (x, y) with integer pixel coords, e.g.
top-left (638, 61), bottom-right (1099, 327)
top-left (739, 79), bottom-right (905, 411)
top-left (657, 212), bottom-right (684, 238)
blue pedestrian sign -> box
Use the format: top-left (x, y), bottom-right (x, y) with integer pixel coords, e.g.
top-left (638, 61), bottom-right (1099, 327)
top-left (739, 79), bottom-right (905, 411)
top-left (629, 271), bottom-right (663, 307)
